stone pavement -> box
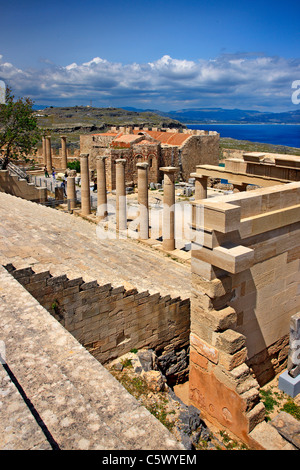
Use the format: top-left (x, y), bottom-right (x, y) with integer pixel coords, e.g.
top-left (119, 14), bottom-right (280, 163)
top-left (0, 192), bottom-right (190, 450)
top-left (0, 192), bottom-right (191, 300)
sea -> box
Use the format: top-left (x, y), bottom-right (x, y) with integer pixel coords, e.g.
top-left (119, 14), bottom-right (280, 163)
top-left (187, 124), bottom-right (300, 149)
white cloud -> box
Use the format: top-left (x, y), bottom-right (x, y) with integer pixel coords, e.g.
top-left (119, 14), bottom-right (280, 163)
top-left (0, 53), bottom-right (299, 110)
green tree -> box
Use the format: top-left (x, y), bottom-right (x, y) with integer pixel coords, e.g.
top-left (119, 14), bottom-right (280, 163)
top-left (0, 86), bottom-right (41, 161)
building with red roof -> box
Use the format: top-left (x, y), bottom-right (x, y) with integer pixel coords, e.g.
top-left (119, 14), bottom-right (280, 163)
top-left (80, 126), bottom-right (219, 190)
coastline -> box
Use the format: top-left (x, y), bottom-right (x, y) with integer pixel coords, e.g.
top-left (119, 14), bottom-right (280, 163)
top-left (186, 122), bottom-right (300, 126)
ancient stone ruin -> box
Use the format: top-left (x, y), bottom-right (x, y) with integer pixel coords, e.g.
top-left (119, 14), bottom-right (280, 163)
top-left (1, 133), bottom-right (300, 450)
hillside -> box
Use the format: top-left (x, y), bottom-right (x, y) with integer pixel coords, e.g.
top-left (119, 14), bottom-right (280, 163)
top-left (123, 107), bottom-right (300, 124)
top-left (35, 106), bottom-right (186, 133)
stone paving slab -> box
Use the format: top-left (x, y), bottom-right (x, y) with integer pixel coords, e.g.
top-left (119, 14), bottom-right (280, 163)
top-left (0, 365), bottom-right (52, 450)
top-left (271, 411), bottom-right (300, 449)
top-left (0, 265), bottom-right (184, 450)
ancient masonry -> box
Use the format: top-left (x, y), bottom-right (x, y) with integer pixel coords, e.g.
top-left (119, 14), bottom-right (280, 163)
top-left (189, 157), bottom-right (300, 446)
top-left (79, 126), bottom-right (220, 189)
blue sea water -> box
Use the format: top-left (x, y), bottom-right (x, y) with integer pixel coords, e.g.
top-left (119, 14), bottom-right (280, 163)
top-left (187, 124), bottom-right (300, 149)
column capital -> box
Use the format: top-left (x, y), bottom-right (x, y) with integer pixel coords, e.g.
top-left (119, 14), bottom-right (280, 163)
top-left (80, 153), bottom-right (89, 159)
top-left (115, 159), bottom-right (126, 165)
top-left (136, 162), bottom-right (149, 169)
top-left (190, 172), bottom-right (206, 180)
top-left (97, 155), bottom-right (108, 160)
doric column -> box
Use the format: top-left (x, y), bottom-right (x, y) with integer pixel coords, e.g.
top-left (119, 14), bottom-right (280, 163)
top-left (194, 174), bottom-right (208, 200)
top-left (67, 176), bottom-right (76, 210)
top-left (61, 135), bottom-right (67, 170)
top-left (80, 153), bottom-right (91, 216)
top-left (45, 135), bottom-right (52, 172)
top-left (42, 136), bottom-right (47, 165)
top-left (137, 162), bottom-right (149, 240)
top-left (160, 167), bottom-right (178, 251)
top-left (115, 159), bottom-right (127, 231)
top-left (97, 155), bottom-right (108, 219)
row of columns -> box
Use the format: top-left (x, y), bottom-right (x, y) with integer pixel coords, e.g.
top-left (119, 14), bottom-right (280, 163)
top-left (78, 154), bottom-right (180, 249)
top-left (42, 135), bottom-right (68, 172)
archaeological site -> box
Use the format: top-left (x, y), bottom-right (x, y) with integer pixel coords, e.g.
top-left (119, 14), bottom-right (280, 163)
top-left (0, 125), bottom-right (300, 451)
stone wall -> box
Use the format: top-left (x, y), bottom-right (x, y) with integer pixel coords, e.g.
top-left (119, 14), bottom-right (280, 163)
top-left (34, 147), bottom-right (80, 169)
top-left (6, 265), bottom-right (190, 383)
top-left (79, 127), bottom-right (220, 188)
top-left (0, 170), bottom-right (47, 203)
top-left (225, 152), bottom-right (300, 182)
top-left (180, 134), bottom-right (220, 182)
top-left (189, 182), bottom-right (300, 444)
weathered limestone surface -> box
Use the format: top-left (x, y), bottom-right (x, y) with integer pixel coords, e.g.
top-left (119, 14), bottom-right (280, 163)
top-left (189, 181), bottom-right (300, 446)
top-left (271, 411), bottom-right (300, 449)
top-left (80, 127), bottom-right (220, 189)
top-left (80, 153), bottom-right (91, 216)
top-left (160, 167), bottom-right (178, 251)
top-left (0, 192), bottom-right (190, 300)
top-left (96, 155), bottom-right (108, 219)
top-left (0, 266), bottom-right (184, 450)
top-left (7, 264), bottom-right (190, 366)
top-left (0, 170), bottom-right (47, 203)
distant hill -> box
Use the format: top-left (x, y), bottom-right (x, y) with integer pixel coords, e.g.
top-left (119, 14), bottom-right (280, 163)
top-left (34, 106), bottom-right (186, 132)
top-left (122, 107), bottom-right (300, 124)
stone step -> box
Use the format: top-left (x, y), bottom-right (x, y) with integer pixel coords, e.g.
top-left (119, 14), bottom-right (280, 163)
top-left (0, 192), bottom-right (191, 299)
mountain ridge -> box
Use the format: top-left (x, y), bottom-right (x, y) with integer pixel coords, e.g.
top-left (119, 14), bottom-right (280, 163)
top-left (122, 106), bottom-right (300, 124)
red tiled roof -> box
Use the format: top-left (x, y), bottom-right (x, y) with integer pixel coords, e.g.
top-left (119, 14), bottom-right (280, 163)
top-left (132, 130), bottom-right (190, 146)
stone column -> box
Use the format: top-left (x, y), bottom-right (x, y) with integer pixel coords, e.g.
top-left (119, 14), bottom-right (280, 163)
top-left (61, 135), bottom-right (67, 170)
top-left (67, 176), bottom-right (77, 210)
top-left (80, 153), bottom-right (91, 216)
top-left (97, 155), bottom-right (108, 219)
top-left (160, 167), bottom-right (178, 251)
top-left (194, 174), bottom-right (208, 200)
top-left (45, 135), bottom-right (52, 172)
top-left (137, 162), bottom-right (149, 240)
top-left (115, 159), bottom-right (127, 231)
top-left (42, 136), bottom-right (47, 166)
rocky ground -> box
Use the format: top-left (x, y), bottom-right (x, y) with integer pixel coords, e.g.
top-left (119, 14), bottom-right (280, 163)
top-left (105, 348), bottom-right (300, 451)
top-left (105, 350), bottom-right (249, 450)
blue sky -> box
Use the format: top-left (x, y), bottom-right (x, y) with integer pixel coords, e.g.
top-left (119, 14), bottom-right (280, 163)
top-left (0, 0), bottom-right (300, 111)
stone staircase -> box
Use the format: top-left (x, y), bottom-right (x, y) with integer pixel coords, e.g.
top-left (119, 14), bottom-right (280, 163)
top-left (0, 265), bottom-right (184, 450)
top-left (0, 192), bottom-right (191, 300)
top-left (0, 192), bottom-right (191, 450)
